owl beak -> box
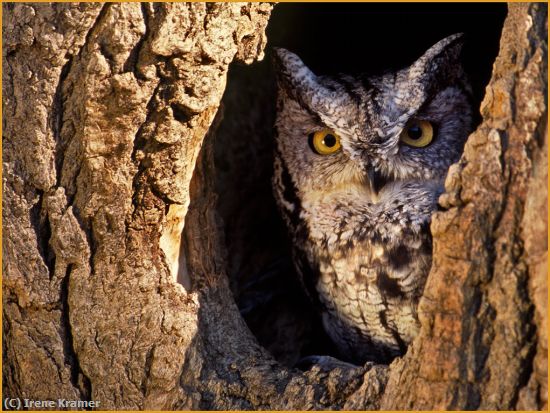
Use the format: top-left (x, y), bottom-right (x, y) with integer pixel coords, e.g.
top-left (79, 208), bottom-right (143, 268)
top-left (366, 168), bottom-right (388, 196)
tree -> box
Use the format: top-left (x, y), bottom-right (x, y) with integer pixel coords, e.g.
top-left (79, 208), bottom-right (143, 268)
top-left (3, 2), bottom-right (547, 410)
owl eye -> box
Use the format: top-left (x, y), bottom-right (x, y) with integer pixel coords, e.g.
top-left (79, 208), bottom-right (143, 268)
top-left (399, 120), bottom-right (433, 147)
top-left (309, 130), bottom-right (342, 155)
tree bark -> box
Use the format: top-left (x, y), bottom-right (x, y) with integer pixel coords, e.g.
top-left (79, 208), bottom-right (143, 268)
top-left (2, 2), bottom-right (547, 410)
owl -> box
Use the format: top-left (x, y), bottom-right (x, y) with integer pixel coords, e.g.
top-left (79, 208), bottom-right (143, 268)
top-left (272, 34), bottom-right (473, 364)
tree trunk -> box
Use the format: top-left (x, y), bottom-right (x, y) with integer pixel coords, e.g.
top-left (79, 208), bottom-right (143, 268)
top-left (2, 2), bottom-right (547, 410)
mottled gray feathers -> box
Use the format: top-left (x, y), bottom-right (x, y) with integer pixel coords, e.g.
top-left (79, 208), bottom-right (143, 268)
top-left (273, 34), bottom-right (473, 364)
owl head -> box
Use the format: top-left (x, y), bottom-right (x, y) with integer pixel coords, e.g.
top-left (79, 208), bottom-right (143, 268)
top-left (273, 34), bottom-right (473, 199)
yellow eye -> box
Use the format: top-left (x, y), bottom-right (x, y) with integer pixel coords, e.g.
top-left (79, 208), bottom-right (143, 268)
top-left (309, 130), bottom-right (341, 155)
top-left (399, 120), bottom-right (433, 147)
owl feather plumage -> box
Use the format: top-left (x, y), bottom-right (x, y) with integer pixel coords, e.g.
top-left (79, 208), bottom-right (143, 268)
top-left (272, 34), bottom-right (473, 364)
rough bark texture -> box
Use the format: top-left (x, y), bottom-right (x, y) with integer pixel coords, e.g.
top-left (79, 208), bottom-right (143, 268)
top-left (2, 2), bottom-right (547, 411)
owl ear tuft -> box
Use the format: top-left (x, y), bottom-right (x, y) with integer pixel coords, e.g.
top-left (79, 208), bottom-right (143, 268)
top-left (408, 33), bottom-right (465, 84)
top-left (272, 48), bottom-right (349, 128)
top-left (272, 48), bottom-right (319, 99)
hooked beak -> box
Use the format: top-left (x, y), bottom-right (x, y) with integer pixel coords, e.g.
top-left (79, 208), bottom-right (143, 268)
top-left (366, 168), bottom-right (389, 197)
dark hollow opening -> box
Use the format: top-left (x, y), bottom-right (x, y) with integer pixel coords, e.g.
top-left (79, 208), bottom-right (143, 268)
top-left (213, 3), bottom-right (507, 368)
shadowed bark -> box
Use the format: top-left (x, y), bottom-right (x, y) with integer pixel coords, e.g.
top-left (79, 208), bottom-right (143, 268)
top-left (3, 2), bottom-right (547, 410)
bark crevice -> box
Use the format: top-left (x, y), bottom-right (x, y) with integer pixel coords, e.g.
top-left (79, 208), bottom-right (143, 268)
top-left (59, 264), bottom-right (90, 400)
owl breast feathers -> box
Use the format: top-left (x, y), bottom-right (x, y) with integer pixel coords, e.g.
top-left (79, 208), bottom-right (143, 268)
top-left (272, 34), bottom-right (473, 364)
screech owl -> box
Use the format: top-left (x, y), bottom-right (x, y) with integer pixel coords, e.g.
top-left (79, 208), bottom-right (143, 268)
top-left (272, 34), bottom-right (473, 364)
